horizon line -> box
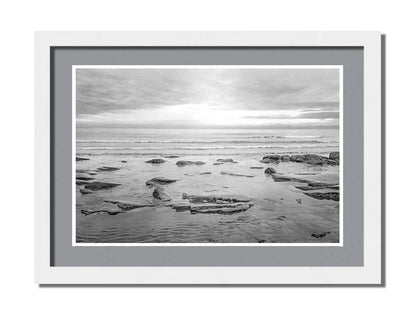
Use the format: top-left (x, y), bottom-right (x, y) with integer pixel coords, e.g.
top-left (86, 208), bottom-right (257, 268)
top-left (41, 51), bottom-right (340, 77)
top-left (76, 125), bottom-right (339, 130)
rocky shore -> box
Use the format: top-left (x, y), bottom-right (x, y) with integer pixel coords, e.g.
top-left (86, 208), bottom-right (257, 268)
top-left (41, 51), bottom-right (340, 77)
top-left (262, 153), bottom-right (339, 165)
top-left (76, 151), bottom-right (340, 242)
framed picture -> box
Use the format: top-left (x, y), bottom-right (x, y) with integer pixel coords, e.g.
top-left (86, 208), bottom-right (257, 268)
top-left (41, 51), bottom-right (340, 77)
top-left (35, 31), bottom-right (382, 285)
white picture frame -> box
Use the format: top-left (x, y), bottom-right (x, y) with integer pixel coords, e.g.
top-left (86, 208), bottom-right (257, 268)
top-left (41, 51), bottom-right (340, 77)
top-left (35, 31), bottom-right (382, 285)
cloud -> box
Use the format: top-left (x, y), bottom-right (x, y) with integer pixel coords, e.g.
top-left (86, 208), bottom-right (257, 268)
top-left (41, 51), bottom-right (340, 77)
top-left (76, 68), bottom-right (205, 115)
top-left (76, 68), bottom-right (339, 117)
top-left (244, 110), bottom-right (339, 120)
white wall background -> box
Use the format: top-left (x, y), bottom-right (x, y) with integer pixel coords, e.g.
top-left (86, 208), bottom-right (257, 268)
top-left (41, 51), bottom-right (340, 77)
top-left (0, 0), bottom-right (414, 310)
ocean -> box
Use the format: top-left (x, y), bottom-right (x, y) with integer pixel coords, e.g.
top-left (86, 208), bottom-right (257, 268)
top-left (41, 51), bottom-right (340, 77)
top-left (76, 128), bottom-right (339, 157)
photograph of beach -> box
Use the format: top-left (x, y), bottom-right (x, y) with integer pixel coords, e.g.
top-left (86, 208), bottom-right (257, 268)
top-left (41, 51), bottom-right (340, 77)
top-left (74, 66), bottom-right (341, 244)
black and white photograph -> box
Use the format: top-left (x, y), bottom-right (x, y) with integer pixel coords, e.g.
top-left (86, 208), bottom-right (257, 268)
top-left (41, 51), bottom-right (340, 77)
top-left (74, 66), bottom-right (342, 245)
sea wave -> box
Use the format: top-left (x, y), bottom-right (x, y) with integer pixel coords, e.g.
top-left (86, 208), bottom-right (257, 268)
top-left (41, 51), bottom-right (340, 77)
top-left (78, 144), bottom-right (339, 151)
top-left (248, 135), bottom-right (325, 139)
top-left (76, 147), bottom-right (336, 157)
top-left (76, 139), bottom-right (332, 144)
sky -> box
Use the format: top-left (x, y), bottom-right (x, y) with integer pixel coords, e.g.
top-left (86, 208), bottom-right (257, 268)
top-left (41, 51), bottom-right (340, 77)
top-left (76, 67), bottom-right (340, 129)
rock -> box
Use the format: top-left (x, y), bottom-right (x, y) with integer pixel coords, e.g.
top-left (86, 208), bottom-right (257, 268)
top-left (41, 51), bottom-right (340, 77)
top-left (307, 182), bottom-right (339, 189)
top-left (250, 166), bottom-right (264, 169)
top-left (295, 186), bottom-right (311, 191)
top-left (291, 177), bottom-right (311, 183)
top-left (271, 175), bottom-right (292, 182)
top-left (77, 169), bottom-right (97, 175)
top-left (329, 152), bottom-right (340, 161)
top-left (120, 160), bottom-right (127, 163)
top-left (104, 200), bottom-right (155, 211)
top-left (327, 159), bottom-right (339, 165)
top-left (182, 193), bottom-right (250, 204)
top-left (276, 216), bottom-right (286, 221)
top-left (289, 154), bottom-right (339, 165)
top-left (84, 181), bottom-right (121, 191)
top-left (311, 231), bottom-right (331, 238)
top-left (213, 162), bottom-right (224, 166)
top-left (261, 155), bottom-right (281, 164)
top-left (81, 209), bottom-right (122, 216)
top-left (296, 198), bottom-right (302, 204)
top-left (271, 174), bottom-right (338, 186)
top-left (263, 155), bottom-right (281, 161)
top-left (146, 177), bottom-right (179, 186)
top-left (76, 157), bottom-right (89, 161)
top-left (81, 200), bottom-right (155, 216)
top-left (220, 172), bottom-right (254, 178)
top-left (303, 154), bottom-right (328, 165)
top-left (176, 160), bottom-right (205, 167)
top-left (328, 185), bottom-right (340, 190)
top-left (152, 187), bottom-right (171, 202)
top-left (145, 158), bottom-right (165, 164)
top-left (76, 173), bottom-right (94, 181)
top-left (271, 174), bottom-right (310, 183)
top-left (281, 155), bottom-right (291, 162)
top-left (79, 188), bottom-right (93, 195)
top-left (295, 186), bottom-right (320, 191)
top-left (304, 192), bottom-right (339, 201)
top-left (296, 183), bottom-right (339, 191)
top-left (199, 172), bottom-right (211, 175)
top-left (190, 203), bottom-right (253, 214)
top-left (216, 158), bottom-right (236, 163)
top-left (169, 204), bottom-right (192, 212)
top-left (264, 167), bottom-right (277, 175)
top-left (97, 166), bottom-right (121, 172)
top-left (290, 155), bottom-right (306, 162)
top-left (173, 194), bottom-right (253, 214)
top-left (76, 180), bottom-right (91, 186)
